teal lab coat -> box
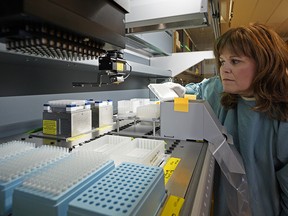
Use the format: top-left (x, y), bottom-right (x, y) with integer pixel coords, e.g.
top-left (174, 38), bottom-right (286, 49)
top-left (185, 76), bottom-right (288, 216)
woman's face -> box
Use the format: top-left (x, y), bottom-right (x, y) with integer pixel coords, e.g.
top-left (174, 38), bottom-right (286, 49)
top-left (219, 49), bottom-right (256, 97)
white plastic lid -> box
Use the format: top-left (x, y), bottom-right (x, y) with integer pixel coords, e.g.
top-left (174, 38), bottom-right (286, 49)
top-left (48, 99), bottom-right (87, 107)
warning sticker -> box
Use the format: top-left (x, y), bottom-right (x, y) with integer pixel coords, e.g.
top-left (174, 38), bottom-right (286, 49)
top-left (160, 195), bottom-right (185, 216)
top-left (163, 157), bottom-right (181, 184)
top-left (43, 120), bottom-right (57, 135)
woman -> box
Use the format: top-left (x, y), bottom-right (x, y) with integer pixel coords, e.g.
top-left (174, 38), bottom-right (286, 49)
top-left (171, 23), bottom-right (288, 215)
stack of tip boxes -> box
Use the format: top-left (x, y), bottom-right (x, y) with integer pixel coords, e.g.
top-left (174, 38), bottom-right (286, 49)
top-left (87, 99), bottom-right (113, 128)
top-left (68, 163), bottom-right (166, 216)
top-left (0, 143), bottom-right (69, 216)
top-left (12, 151), bottom-right (114, 216)
top-left (117, 99), bottom-right (151, 118)
top-left (136, 103), bottom-right (160, 120)
top-left (43, 99), bottom-right (92, 137)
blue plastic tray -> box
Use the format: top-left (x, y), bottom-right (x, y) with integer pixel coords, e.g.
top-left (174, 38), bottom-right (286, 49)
top-left (68, 162), bottom-right (166, 216)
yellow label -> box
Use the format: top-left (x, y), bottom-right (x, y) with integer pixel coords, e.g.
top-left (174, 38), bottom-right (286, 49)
top-left (43, 120), bottom-right (57, 135)
top-left (160, 195), bottom-right (185, 216)
top-left (174, 97), bottom-right (189, 112)
top-left (184, 94), bottom-right (197, 100)
top-left (163, 157), bottom-right (181, 184)
top-left (117, 62), bottom-right (124, 71)
top-left (67, 134), bottom-right (87, 142)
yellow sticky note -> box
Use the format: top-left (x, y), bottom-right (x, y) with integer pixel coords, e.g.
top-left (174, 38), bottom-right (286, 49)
top-left (163, 157), bottom-right (181, 184)
top-left (184, 94), bottom-right (197, 100)
top-left (160, 195), bottom-right (185, 216)
top-left (43, 120), bottom-right (57, 135)
top-left (174, 97), bottom-right (189, 112)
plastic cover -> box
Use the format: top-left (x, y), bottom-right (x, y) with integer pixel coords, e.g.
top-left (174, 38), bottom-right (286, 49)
top-left (208, 135), bottom-right (252, 216)
top-left (148, 83), bottom-right (179, 101)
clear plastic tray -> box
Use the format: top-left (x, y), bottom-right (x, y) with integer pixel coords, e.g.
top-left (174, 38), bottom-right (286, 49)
top-left (80, 135), bottom-right (133, 155)
top-left (111, 138), bottom-right (165, 166)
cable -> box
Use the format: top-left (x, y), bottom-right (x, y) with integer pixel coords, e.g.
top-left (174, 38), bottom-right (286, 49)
top-left (124, 61), bottom-right (132, 80)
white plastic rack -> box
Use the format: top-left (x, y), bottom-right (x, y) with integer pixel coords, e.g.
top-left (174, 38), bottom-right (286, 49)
top-left (79, 135), bottom-right (132, 155)
top-left (0, 140), bottom-right (35, 161)
top-left (0, 146), bottom-right (69, 216)
top-left (12, 151), bottom-right (114, 216)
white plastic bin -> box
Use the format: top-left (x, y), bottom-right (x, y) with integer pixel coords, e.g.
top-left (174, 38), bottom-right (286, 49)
top-left (136, 103), bottom-right (160, 119)
top-left (80, 135), bottom-right (133, 155)
top-left (112, 138), bottom-right (165, 166)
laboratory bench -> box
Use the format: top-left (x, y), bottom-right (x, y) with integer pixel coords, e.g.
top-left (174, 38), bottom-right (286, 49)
top-left (0, 119), bottom-right (214, 216)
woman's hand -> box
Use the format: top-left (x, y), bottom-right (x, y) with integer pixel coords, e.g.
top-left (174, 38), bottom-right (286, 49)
top-left (163, 82), bottom-right (186, 97)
